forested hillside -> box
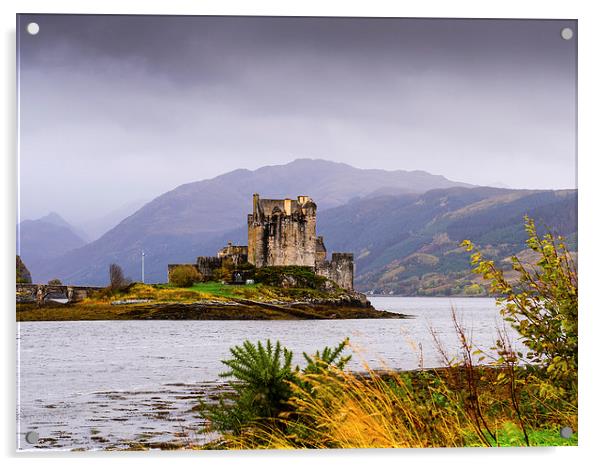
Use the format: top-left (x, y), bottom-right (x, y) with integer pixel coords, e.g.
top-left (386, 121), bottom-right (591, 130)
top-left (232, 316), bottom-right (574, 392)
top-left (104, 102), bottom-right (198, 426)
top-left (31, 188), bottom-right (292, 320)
top-left (317, 187), bottom-right (577, 295)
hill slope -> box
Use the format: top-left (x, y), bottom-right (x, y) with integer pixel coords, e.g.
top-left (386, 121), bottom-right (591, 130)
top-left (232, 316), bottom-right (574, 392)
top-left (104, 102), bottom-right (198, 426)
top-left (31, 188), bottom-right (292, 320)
top-left (317, 187), bottom-right (577, 295)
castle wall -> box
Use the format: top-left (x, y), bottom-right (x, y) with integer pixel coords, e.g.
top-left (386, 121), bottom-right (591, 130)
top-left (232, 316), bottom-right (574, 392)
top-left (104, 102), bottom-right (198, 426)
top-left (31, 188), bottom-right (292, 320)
top-left (217, 244), bottom-right (248, 266)
top-left (247, 194), bottom-right (263, 266)
top-left (316, 253), bottom-right (354, 290)
top-left (265, 213), bottom-right (316, 266)
top-left (248, 215), bottom-right (265, 267)
top-left (248, 194), bottom-right (317, 268)
top-left (196, 256), bottom-right (223, 280)
top-left (315, 236), bottom-right (327, 264)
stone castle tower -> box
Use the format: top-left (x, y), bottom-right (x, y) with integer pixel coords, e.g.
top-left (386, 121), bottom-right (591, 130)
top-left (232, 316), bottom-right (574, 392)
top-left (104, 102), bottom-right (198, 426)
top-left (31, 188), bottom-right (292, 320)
top-left (247, 193), bottom-right (354, 290)
top-left (248, 194), bottom-right (318, 267)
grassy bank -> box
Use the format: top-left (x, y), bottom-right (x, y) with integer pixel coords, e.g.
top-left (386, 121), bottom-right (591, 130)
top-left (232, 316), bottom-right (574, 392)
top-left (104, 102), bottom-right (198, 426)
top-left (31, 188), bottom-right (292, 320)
top-left (16, 282), bottom-right (402, 321)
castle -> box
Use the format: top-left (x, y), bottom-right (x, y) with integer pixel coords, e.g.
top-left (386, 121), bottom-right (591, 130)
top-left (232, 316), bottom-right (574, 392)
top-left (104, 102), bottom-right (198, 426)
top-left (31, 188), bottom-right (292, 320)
top-left (168, 194), bottom-right (354, 290)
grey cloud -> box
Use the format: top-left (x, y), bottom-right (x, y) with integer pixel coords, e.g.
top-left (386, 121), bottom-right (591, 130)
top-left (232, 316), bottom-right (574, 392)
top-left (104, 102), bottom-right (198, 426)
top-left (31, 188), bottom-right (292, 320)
top-left (17, 15), bottom-right (577, 225)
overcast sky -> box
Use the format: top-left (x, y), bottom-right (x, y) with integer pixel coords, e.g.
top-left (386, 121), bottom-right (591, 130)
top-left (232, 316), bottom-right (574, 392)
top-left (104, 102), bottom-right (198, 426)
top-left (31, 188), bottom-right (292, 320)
top-left (18, 15), bottom-right (577, 224)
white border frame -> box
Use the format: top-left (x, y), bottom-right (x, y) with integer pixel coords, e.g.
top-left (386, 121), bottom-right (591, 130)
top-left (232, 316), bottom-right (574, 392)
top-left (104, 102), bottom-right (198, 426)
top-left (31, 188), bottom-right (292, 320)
top-left (2, 2), bottom-right (600, 465)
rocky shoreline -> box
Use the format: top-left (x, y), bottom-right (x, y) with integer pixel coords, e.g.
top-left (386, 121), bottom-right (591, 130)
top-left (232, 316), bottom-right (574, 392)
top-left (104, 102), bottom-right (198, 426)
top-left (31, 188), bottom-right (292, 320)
top-left (16, 294), bottom-right (409, 321)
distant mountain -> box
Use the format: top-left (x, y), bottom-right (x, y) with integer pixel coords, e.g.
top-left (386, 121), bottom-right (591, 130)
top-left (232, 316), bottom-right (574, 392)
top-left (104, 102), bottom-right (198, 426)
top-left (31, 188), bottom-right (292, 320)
top-left (30, 211), bottom-right (90, 242)
top-left (317, 187), bottom-right (577, 295)
top-left (80, 198), bottom-right (149, 241)
top-left (17, 212), bottom-right (88, 283)
top-left (32, 159), bottom-right (472, 285)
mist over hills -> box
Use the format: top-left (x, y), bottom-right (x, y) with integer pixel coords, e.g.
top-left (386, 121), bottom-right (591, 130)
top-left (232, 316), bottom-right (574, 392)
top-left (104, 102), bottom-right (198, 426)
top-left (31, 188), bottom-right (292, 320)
top-left (80, 198), bottom-right (149, 241)
top-left (21, 159), bottom-right (576, 294)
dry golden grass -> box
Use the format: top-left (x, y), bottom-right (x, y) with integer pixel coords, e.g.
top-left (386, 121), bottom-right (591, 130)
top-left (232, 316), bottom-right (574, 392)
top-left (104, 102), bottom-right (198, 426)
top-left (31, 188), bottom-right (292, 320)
top-left (86, 283), bottom-right (219, 304)
top-left (216, 321), bottom-right (578, 450)
top-left (226, 366), bottom-right (474, 449)
top-left (223, 364), bottom-right (577, 449)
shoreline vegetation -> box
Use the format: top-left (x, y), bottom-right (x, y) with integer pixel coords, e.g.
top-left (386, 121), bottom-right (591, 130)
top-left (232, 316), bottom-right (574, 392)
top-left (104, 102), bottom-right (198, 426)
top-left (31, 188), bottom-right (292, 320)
top-left (188, 218), bottom-right (577, 450)
top-left (192, 362), bottom-right (577, 450)
top-left (16, 281), bottom-right (406, 322)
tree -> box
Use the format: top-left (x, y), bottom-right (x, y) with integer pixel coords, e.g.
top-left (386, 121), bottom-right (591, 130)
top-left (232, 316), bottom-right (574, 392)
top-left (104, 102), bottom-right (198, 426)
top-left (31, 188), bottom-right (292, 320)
top-left (47, 278), bottom-right (62, 286)
top-left (109, 263), bottom-right (131, 291)
top-left (462, 216), bottom-right (577, 402)
top-left (169, 265), bottom-right (202, 287)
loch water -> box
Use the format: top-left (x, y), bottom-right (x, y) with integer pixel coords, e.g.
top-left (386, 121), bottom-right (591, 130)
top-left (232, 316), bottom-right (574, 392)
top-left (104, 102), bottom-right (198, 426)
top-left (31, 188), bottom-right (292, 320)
top-left (17, 296), bottom-right (521, 450)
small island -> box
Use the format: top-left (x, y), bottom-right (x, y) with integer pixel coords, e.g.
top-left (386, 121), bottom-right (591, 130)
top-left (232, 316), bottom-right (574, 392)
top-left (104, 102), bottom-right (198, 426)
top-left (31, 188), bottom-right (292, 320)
top-left (17, 266), bottom-right (406, 321)
top-left (17, 194), bottom-right (405, 321)
top-left (16, 278), bottom-right (403, 321)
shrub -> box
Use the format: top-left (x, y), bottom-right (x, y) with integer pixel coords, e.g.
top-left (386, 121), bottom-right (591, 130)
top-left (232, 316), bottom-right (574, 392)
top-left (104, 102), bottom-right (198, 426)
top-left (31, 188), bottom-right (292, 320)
top-left (302, 338), bottom-right (351, 375)
top-left (254, 266), bottom-right (328, 289)
top-left (47, 278), bottom-right (62, 285)
top-left (236, 367), bottom-right (468, 449)
top-left (214, 258), bottom-right (235, 283)
top-left (462, 216), bottom-right (578, 403)
top-left (200, 339), bottom-right (351, 437)
top-left (232, 364), bottom-right (577, 449)
top-left (200, 340), bottom-right (295, 435)
top-left (169, 265), bottom-right (202, 288)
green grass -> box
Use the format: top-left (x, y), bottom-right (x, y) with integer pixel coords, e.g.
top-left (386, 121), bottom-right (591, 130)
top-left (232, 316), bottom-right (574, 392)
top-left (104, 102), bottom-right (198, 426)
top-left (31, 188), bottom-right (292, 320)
top-left (464, 422), bottom-right (578, 447)
top-left (188, 282), bottom-right (260, 299)
top-left (186, 281), bottom-right (339, 302)
top-left (524, 428), bottom-right (577, 446)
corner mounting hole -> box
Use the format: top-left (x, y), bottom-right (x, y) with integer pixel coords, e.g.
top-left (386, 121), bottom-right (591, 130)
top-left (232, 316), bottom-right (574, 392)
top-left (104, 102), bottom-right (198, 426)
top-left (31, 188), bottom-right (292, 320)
top-left (26, 22), bottom-right (40, 35)
top-left (560, 27), bottom-right (573, 40)
top-left (25, 431), bottom-right (39, 444)
top-left (560, 426), bottom-right (573, 439)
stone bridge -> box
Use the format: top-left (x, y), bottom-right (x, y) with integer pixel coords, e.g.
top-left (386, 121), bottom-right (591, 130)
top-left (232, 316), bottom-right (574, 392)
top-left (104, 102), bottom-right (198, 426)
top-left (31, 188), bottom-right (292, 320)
top-left (16, 284), bottom-right (104, 304)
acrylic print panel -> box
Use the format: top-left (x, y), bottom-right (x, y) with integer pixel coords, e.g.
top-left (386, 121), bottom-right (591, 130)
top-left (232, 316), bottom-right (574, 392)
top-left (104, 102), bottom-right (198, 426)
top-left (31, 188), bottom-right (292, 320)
top-left (16, 14), bottom-right (577, 450)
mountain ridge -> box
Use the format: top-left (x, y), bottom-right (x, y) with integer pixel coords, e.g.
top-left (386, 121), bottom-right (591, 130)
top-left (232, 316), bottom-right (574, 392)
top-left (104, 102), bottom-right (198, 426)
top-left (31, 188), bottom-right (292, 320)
top-left (28, 159), bottom-right (473, 285)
